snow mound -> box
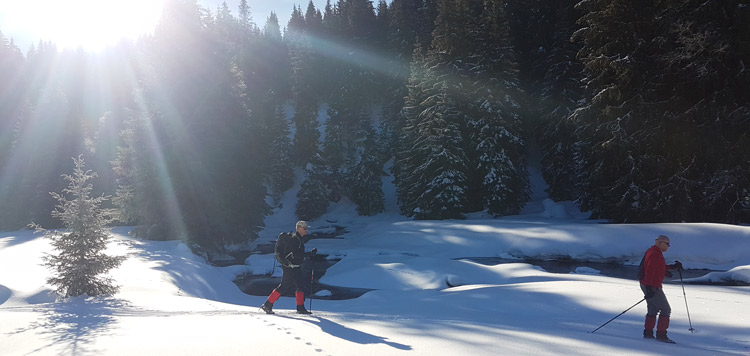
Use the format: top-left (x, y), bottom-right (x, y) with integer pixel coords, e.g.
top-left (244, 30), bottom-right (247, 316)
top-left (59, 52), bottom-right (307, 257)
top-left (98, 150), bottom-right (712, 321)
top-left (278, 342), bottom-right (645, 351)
top-left (685, 265), bottom-right (750, 284)
top-left (314, 289), bottom-right (332, 297)
top-left (572, 267), bottom-right (601, 275)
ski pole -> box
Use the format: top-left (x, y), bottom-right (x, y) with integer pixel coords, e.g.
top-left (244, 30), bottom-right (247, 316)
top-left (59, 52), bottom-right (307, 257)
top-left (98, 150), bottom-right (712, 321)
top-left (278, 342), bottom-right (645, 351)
top-left (309, 258), bottom-right (315, 313)
top-left (678, 268), bottom-right (695, 333)
top-left (590, 298), bottom-right (646, 334)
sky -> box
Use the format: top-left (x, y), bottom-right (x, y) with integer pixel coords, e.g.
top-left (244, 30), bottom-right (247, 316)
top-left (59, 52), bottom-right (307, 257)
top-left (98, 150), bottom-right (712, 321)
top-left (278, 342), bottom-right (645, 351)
top-left (0, 0), bottom-right (389, 53)
top-left (2, 151), bottom-right (749, 355)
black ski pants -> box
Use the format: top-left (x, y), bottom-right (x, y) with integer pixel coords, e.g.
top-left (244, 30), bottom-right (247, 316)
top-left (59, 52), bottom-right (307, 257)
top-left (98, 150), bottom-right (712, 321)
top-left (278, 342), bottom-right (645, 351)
top-left (276, 266), bottom-right (304, 295)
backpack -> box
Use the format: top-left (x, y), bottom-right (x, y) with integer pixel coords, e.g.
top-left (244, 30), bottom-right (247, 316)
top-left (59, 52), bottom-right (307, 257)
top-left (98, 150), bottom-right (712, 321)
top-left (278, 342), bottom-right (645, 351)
top-left (637, 256), bottom-right (646, 281)
top-left (274, 232), bottom-right (294, 266)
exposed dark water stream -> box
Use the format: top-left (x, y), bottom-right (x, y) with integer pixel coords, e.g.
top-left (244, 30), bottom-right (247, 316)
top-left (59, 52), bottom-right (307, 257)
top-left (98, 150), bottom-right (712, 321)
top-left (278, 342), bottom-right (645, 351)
top-left (231, 229), bottom-right (743, 300)
top-left (233, 255), bottom-right (374, 300)
top-left (233, 255), bottom-right (741, 301)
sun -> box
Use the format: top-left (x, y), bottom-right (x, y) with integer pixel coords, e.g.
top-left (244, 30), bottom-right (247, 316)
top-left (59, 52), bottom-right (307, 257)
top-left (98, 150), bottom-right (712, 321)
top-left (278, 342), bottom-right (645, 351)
top-left (3, 0), bottom-right (164, 51)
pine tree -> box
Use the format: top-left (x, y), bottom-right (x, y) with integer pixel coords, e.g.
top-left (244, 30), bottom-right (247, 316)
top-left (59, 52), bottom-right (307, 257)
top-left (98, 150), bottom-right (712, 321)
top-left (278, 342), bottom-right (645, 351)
top-left (572, 0), bottom-right (749, 223)
top-left (396, 53), bottom-right (470, 218)
top-left (287, 5), bottom-right (323, 166)
top-left (654, 0), bottom-right (750, 223)
top-left (537, 0), bottom-right (583, 202)
top-left (111, 112), bottom-right (179, 240)
top-left (395, 0), bottom-right (528, 219)
top-left (0, 31), bottom-right (26, 229)
top-left (305, 0), bottom-right (324, 36)
top-left (466, 0), bottom-right (529, 216)
top-left (292, 97), bottom-right (321, 166)
top-left (393, 43), bottom-right (428, 216)
top-left (32, 156), bottom-right (124, 298)
top-left (410, 80), bottom-right (469, 220)
top-left (238, 0), bottom-right (255, 32)
top-left (418, 0), bottom-right (438, 45)
top-left (350, 135), bottom-right (385, 216)
top-left (375, 0), bottom-right (390, 48)
top-left (296, 163), bottom-right (331, 220)
top-left (394, 0), bottom-right (475, 219)
top-left (267, 104), bottom-right (295, 202)
top-left (380, 0), bottom-right (423, 159)
top-left (387, 0), bottom-right (422, 60)
top-left (264, 12), bottom-right (282, 40)
top-left (572, 0), bottom-right (668, 222)
top-left (139, 0), bottom-right (270, 247)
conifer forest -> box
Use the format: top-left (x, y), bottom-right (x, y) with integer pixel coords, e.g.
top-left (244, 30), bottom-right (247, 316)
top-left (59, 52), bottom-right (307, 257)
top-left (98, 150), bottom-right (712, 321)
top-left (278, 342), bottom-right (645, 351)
top-left (1, 0), bottom-right (749, 252)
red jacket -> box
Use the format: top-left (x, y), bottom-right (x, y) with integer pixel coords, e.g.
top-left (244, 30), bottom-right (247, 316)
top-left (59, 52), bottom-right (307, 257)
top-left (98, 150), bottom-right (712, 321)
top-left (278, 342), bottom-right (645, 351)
top-left (640, 245), bottom-right (666, 288)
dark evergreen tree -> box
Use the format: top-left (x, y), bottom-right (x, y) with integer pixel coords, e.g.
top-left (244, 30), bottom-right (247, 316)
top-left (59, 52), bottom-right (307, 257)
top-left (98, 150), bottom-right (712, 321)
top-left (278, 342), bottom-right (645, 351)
top-left (291, 96), bottom-right (321, 166)
top-left (33, 156), bottom-right (124, 297)
top-left (238, 0), bottom-right (255, 32)
top-left (395, 34), bottom-right (469, 219)
top-left (375, 0), bottom-right (390, 47)
top-left (408, 80), bottom-right (469, 220)
top-left (466, 0), bottom-right (529, 216)
top-left (393, 43), bottom-right (428, 216)
top-left (111, 112), bottom-right (177, 239)
top-left (350, 134), bottom-right (385, 215)
top-left (396, 0), bottom-right (527, 219)
top-left (296, 163), bottom-right (331, 220)
top-left (380, 0), bottom-right (424, 158)
top-left (418, 0), bottom-right (438, 45)
top-left (323, 96), bottom-right (350, 195)
top-left (9, 44), bottom-right (83, 229)
top-left (654, 0), bottom-right (750, 223)
top-left (387, 0), bottom-right (422, 60)
top-left (287, 5), bottom-right (322, 166)
top-left (572, 0), bottom-right (749, 223)
top-left (305, 0), bottom-right (325, 36)
top-left (333, 0), bottom-right (378, 44)
top-left (264, 12), bottom-right (282, 40)
top-left (0, 31), bottom-right (27, 229)
top-left (138, 0), bottom-right (269, 248)
top-left (572, 0), bottom-right (668, 222)
top-left (267, 104), bottom-right (295, 202)
top-left (536, 0), bottom-right (584, 201)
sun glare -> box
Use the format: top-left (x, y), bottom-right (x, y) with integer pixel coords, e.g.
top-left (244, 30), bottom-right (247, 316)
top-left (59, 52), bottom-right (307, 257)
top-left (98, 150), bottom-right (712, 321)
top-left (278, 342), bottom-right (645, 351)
top-left (4, 0), bottom-right (164, 51)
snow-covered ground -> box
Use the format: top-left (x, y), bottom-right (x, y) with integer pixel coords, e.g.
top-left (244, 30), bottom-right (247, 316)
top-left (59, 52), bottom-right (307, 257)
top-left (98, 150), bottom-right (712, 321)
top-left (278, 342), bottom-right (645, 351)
top-left (2, 164), bottom-right (749, 355)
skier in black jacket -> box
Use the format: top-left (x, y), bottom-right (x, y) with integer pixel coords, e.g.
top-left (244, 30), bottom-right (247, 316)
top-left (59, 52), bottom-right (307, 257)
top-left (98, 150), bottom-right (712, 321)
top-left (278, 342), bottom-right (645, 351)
top-left (261, 220), bottom-right (316, 314)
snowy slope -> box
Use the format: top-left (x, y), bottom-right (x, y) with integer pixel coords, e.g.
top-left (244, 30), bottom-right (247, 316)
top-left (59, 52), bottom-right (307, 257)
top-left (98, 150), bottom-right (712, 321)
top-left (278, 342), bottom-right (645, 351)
top-left (2, 148), bottom-right (749, 355)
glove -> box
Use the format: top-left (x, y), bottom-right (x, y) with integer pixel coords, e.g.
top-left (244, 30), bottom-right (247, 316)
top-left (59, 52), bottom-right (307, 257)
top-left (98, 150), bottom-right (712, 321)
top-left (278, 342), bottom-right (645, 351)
top-left (311, 248), bottom-right (318, 256)
top-left (671, 261), bottom-right (683, 270)
top-left (644, 286), bottom-right (655, 299)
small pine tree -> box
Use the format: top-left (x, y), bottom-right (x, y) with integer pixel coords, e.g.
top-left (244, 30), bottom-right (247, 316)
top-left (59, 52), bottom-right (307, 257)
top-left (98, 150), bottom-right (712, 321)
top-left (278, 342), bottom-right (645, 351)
top-left (31, 155), bottom-right (124, 298)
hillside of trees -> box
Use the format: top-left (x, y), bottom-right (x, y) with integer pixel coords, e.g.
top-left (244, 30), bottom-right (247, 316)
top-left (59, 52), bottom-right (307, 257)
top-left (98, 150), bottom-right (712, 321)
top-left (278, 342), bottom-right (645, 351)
top-left (1, 0), bottom-right (748, 253)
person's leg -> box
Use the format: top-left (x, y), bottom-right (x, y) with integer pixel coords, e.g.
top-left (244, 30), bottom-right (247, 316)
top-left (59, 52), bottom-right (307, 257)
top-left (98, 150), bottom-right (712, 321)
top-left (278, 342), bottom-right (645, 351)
top-left (652, 288), bottom-right (675, 343)
top-left (262, 266), bottom-right (293, 313)
top-left (643, 314), bottom-right (656, 338)
top-left (640, 285), bottom-right (657, 338)
top-left (290, 268), bottom-right (310, 314)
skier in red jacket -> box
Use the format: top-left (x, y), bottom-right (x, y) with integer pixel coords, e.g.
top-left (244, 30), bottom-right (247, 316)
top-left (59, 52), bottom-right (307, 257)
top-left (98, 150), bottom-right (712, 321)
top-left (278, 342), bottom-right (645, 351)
top-left (638, 235), bottom-right (682, 343)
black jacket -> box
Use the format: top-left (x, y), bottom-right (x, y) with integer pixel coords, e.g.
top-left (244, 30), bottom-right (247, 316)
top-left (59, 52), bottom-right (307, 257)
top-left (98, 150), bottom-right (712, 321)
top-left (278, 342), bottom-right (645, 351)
top-left (274, 231), bottom-right (306, 268)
